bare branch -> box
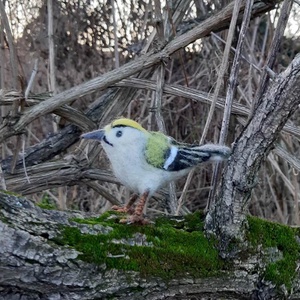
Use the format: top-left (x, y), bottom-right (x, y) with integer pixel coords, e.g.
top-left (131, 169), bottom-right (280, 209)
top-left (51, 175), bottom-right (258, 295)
top-left (252, 0), bottom-right (293, 114)
top-left (206, 53), bottom-right (300, 255)
top-left (208, 0), bottom-right (254, 210)
top-left (0, 0), bottom-right (280, 143)
top-left (177, 0), bottom-right (244, 215)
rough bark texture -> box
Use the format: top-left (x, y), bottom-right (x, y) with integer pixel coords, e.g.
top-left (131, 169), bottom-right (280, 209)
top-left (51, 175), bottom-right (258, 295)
top-left (1, 191), bottom-right (299, 300)
top-left (205, 54), bottom-right (300, 255)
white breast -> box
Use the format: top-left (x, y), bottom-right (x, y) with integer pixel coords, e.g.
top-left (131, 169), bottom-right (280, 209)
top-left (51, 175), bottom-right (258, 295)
top-left (102, 138), bottom-right (171, 195)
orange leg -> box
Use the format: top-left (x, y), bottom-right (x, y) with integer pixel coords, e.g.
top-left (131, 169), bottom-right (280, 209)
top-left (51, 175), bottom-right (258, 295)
top-left (111, 193), bottom-right (138, 214)
top-left (120, 191), bottom-right (150, 224)
top-left (134, 191), bottom-right (149, 217)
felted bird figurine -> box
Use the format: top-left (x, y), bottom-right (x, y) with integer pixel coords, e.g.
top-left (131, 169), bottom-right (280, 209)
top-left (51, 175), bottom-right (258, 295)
top-left (82, 118), bottom-right (231, 224)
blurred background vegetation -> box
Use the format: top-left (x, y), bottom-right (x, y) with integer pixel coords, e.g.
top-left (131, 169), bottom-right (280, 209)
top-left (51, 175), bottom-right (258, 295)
top-left (1, 0), bottom-right (300, 225)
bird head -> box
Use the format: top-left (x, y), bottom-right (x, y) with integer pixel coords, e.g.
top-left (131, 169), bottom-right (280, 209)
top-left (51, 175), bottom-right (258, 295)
top-left (81, 118), bottom-right (148, 150)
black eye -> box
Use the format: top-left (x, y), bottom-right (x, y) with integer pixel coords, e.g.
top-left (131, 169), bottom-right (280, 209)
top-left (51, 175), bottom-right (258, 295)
top-left (116, 130), bottom-right (122, 137)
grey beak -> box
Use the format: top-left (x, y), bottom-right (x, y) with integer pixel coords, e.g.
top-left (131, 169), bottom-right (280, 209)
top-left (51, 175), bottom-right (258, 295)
top-left (81, 129), bottom-right (105, 141)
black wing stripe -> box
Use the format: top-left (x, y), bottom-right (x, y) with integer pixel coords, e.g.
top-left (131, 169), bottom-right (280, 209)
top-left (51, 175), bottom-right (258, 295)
top-left (166, 148), bottom-right (211, 171)
top-left (165, 144), bottom-right (231, 171)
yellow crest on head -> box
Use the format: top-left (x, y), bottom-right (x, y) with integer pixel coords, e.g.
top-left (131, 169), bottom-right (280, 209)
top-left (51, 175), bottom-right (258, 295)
top-left (111, 118), bottom-right (146, 132)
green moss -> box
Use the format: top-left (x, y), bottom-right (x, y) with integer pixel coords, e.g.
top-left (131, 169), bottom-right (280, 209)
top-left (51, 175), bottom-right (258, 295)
top-left (0, 190), bottom-right (21, 197)
top-left (155, 211), bottom-right (205, 232)
top-left (53, 211), bottom-right (300, 286)
top-left (247, 216), bottom-right (300, 290)
top-left (72, 211), bottom-right (119, 225)
top-left (183, 211), bottom-right (205, 231)
top-left (55, 211), bottom-right (223, 279)
top-left (37, 194), bottom-right (57, 210)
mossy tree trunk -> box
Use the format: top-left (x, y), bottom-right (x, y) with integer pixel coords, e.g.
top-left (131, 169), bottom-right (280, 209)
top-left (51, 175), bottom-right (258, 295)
top-left (1, 191), bottom-right (300, 299)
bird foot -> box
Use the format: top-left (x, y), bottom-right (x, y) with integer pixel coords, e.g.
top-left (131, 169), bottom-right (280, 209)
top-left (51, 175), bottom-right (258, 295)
top-left (119, 214), bottom-right (149, 225)
top-left (111, 205), bottom-right (134, 214)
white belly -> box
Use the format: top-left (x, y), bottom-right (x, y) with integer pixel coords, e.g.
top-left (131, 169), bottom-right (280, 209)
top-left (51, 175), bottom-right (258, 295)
top-left (101, 136), bottom-right (191, 195)
top-left (102, 141), bottom-right (173, 195)
top-left (111, 153), bottom-right (169, 195)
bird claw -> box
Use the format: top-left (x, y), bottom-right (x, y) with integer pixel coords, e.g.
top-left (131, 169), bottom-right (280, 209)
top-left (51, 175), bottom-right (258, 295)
top-left (111, 205), bottom-right (134, 214)
top-left (119, 214), bottom-right (149, 225)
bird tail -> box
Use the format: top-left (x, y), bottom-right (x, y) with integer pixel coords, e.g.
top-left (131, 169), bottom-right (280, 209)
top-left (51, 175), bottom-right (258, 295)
top-left (193, 144), bottom-right (231, 162)
top-left (175, 144), bottom-right (231, 168)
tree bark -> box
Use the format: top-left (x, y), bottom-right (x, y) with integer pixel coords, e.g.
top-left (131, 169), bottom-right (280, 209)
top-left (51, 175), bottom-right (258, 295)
top-left (205, 53), bottom-right (300, 255)
top-left (1, 190), bottom-right (300, 299)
